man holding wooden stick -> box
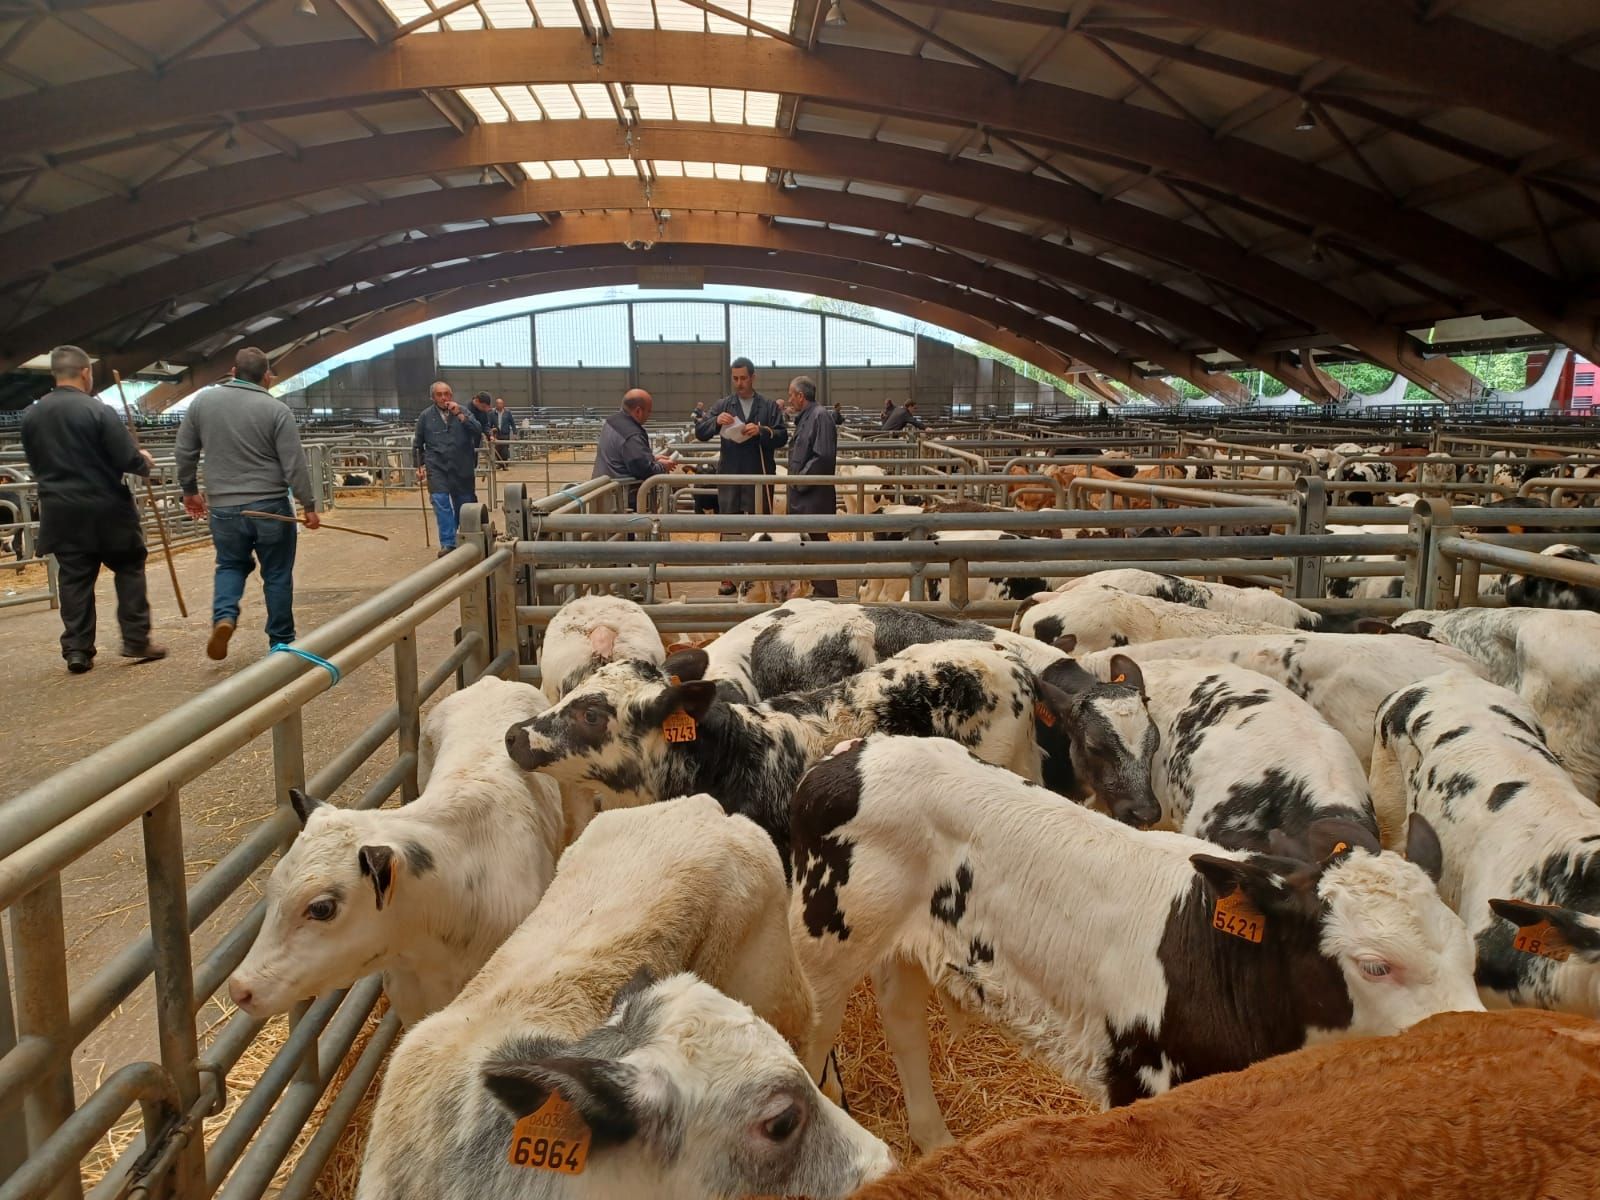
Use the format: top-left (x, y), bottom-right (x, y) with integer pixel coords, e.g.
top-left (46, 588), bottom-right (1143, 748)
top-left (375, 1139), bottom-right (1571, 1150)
top-left (19, 345), bottom-right (167, 674)
top-left (176, 347), bottom-right (320, 661)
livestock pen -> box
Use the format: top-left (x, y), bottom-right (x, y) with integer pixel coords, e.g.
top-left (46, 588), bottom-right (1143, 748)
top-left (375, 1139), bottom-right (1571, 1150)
top-left (3, 466), bottom-right (1600, 1199)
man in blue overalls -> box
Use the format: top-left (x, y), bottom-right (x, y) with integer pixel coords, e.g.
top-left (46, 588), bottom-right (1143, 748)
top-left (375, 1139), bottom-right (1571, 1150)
top-left (412, 380), bottom-right (482, 554)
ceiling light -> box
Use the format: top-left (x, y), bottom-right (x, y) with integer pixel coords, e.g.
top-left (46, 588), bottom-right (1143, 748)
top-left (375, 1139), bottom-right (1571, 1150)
top-left (622, 86), bottom-right (641, 116)
top-left (402, 230), bottom-right (415, 242)
top-left (824, 0), bottom-right (845, 26)
top-left (1307, 241), bottom-right (1326, 264)
top-left (295, 0), bottom-right (316, 14)
top-left (224, 126), bottom-right (238, 150)
top-left (186, 223), bottom-right (199, 244)
top-left (479, 166), bottom-right (496, 185)
top-left (782, 170), bottom-right (798, 190)
top-left (890, 235), bottom-right (904, 248)
top-left (977, 131), bottom-right (994, 158)
top-left (767, 249), bottom-right (778, 256)
top-left (1294, 104), bottom-right (1316, 132)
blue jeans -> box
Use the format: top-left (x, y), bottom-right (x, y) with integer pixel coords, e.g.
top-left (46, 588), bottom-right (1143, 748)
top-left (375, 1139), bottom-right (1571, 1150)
top-left (430, 491), bottom-right (477, 549)
top-left (210, 498), bottom-right (297, 644)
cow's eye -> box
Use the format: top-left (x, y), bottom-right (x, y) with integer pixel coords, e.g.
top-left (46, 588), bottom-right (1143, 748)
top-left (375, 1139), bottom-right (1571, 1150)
top-left (305, 898), bottom-right (338, 922)
top-left (1357, 958), bottom-right (1391, 979)
top-left (760, 1102), bottom-right (803, 1142)
top-left (580, 707), bottom-right (606, 727)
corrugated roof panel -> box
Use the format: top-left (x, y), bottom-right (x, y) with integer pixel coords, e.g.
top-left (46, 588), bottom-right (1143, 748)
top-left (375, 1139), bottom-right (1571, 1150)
top-left (669, 85), bottom-right (712, 122)
top-left (571, 82), bottom-right (614, 119)
top-left (459, 87), bottom-right (510, 123)
top-left (532, 84), bottom-right (582, 119)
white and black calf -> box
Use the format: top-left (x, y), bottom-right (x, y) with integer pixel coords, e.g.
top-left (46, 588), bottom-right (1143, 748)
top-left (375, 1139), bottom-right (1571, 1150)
top-left (505, 641), bottom-right (1047, 867)
top-left (790, 736), bottom-right (1480, 1151)
top-left (1071, 655), bottom-right (1384, 850)
top-left (1369, 673), bottom-right (1600, 1015)
top-left (1075, 632), bottom-right (1487, 769)
top-left (1050, 568), bottom-right (1373, 632)
top-left (1505, 544), bottom-right (1600, 613)
top-left (1015, 588), bottom-right (1283, 652)
top-left (1393, 606), bottom-right (1600, 799)
top-left (539, 594), bottom-right (666, 703)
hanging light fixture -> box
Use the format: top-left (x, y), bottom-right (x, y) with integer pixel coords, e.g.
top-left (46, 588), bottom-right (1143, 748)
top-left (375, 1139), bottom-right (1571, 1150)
top-left (977, 129), bottom-right (994, 158)
top-left (824, 0), bottom-right (845, 26)
top-left (622, 85), bottom-right (641, 117)
top-left (1307, 241), bottom-right (1326, 264)
top-left (479, 166), bottom-right (496, 186)
top-left (186, 223), bottom-right (199, 244)
top-left (1294, 104), bottom-right (1316, 132)
top-left (224, 125), bottom-right (238, 150)
top-left (295, 0), bottom-right (317, 14)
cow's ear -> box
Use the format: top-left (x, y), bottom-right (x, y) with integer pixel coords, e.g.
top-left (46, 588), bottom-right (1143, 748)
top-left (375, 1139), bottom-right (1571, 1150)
top-left (1106, 654), bottom-right (1145, 697)
top-left (1489, 900), bottom-right (1600, 961)
top-left (1051, 633), bottom-right (1078, 654)
top-left (662, 646), bottom-right (709, 682)
top-left (1404, 814), bottom-right (1445, 884)
top-left (484, 1055), bottom-right (644, 1150)
top-left (1390, 621), bottom-right (1435, 641)
top-left (609, 966), bottom-right (656, 1015)
top-left (1304, 818), bottom-right (1382, 863)
top-left (1038, 659), bottom-right (1095, 698)
top-left (1012, 594), bottom-right (1046, 630)
top-left (643, 678), bottom-right (719, 728)
top-left (1352, 617), bottom-right (1394, 635)
top-left (357, 844), bottom-right (397, 910)
top-left (1190, 854), bottom-right (1299, 914)
top-left (288, 787), bottom-right (325, 827)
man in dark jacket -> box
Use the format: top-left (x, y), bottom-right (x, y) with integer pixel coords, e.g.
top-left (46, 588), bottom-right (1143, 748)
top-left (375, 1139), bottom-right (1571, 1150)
top-left (490, 397), bottom-right (515, 462)
top-left (786, 375), bottom-right (839, 598)
top-left (592, 389), bottom-right (674, 511)
top-left (413, 380), bottom-right (482, 553)
top-left (882, 399), bottom-right (924, 432)
top-left (19, 345), bottom-right (167, 672)
top-left (693, 357), bottom-right (787, 514)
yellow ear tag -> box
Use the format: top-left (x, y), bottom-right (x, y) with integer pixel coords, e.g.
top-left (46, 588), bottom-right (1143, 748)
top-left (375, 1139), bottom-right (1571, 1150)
top-left (663, 710), bottom-right (698, 743)
top-left (1112, 673), bottom-right (1127, 684)
top-left (508, 1092), bottom-right (591, 1174)
top-left (1330, 841), bottom-right (1350, 856)
top-left (1212, 888), bottom-right (1266, 944)
top-left (669, 675), bottom-right (682, 685)
top-left (1033, 700), bottom-right (1057, 728)
top-left (1512, 920), bottom-right (1572, 962)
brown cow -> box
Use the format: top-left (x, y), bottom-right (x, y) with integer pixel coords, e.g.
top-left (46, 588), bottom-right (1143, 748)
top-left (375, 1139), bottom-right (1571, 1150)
top-left (850, 1009), bottom-right (1600, 1200)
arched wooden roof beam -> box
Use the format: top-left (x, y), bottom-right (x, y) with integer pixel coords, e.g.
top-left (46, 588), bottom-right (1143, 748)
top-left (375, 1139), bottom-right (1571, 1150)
top-left (137, 253), bottom-right (1117, 410)
top-left (89, 200), bottom-right (1253, 403)
top-left (0, 30), bottom-right (1578, 357)
top-left (0, 122), bottom-right (1493, 399)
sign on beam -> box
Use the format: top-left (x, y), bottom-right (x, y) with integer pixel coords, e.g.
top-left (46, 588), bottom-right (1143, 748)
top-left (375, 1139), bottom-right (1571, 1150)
top-left (637, 266), bottom-right (705, 289)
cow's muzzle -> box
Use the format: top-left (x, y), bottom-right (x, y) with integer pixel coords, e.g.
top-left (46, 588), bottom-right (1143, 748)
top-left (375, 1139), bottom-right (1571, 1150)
top-left (505, 721), bottom-right (558, 771)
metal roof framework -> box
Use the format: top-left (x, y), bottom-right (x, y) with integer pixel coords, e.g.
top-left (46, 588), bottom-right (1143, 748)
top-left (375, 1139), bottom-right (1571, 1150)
top-left (0, 0), bottom-right (1594, 409)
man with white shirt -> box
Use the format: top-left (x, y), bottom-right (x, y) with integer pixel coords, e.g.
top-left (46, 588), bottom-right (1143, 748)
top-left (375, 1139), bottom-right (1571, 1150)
top-left (693, 356), bottom-right (788, 593)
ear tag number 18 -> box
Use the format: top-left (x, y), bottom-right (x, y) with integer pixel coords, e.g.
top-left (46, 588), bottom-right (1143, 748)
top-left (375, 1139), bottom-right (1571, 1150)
top-left (509, 1093), bottom-right (592, 1174)
top-left (1513, 920), bottom-right (1571, 962)
top-left (663, 710), bottom-right (698, 743)
top-left (1212, 888), bottom-right (1266, 944)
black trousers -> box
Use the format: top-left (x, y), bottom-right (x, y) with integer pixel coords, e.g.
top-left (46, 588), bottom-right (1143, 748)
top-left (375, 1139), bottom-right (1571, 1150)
top-left (54, 542), bottom-right (151, 658)
top-left (804, 532), bottom-right (839, 598)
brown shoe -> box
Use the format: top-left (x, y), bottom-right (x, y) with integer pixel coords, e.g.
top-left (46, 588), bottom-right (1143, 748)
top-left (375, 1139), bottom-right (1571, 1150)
top-left (206, 620), bottom-right (235, 661)
top-left (120, 641), bottom-right (169, 663)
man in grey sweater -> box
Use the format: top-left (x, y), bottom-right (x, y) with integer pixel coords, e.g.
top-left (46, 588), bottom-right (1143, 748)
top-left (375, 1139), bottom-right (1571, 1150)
top-left (176, 347), bottom-right (320, 661)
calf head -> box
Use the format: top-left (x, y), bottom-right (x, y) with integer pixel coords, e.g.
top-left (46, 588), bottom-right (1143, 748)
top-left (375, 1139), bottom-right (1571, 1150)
top-left (1034, 649), bottom-right (1160, 826)
top-left (228, 789), bottom-right (430, 1018)
top-left (482, 972), bottom-right (892, 1199)
top-left (1191, 815), bottom-right (1481, 1042)
top-left (505, 660), bottom-right (720, 797)
top-left (1487, 899), bottom-right (1600, 1007)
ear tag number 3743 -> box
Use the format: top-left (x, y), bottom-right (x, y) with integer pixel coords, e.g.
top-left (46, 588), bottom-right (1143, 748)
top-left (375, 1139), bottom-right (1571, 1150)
top-left (663, 710), bottom-right (698, 743)
top-left (508, 1093), bottom-right (591, 1174)
top-left (1212, 888), bottom-right (1266, 944)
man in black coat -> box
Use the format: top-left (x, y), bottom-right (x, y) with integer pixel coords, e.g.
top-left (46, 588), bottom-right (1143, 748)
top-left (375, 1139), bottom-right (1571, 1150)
top-left (592, 389), bottom-right (674, 511)
top-left (18, 345), bottom-right (167, 673)
top-left (694, 357), bottom-right (788, 593)
top-left (786, 375), bottom-right (839, 598)
top-left (882, 399), bottom-right (925, 432)
top-left (412, 380), bottom-right (482, 553)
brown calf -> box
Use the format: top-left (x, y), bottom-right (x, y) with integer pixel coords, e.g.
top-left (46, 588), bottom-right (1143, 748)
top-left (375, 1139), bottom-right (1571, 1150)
top-left (850, 1009), bottom-right (1600, 1200)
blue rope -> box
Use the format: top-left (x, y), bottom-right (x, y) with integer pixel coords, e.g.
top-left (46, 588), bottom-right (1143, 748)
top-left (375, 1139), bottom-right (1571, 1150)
top-left (555, 486), bottom-right (587, 511)
top-left (270, 643), bottom-right (341, 686)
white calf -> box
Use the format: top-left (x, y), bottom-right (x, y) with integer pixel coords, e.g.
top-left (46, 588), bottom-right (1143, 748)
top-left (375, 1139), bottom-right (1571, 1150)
top-left (230, 677), bottom-right (564, 1025)
top-left (1076, 632), bottom-right (1486, 768)
top-left (1370, 673), bottom-right (1600, 1015)
top-left (1016, 587), bottom-right (1283, 652)
top-left (539, 594), bottom-right (665, 703)
top-left (1394, 607), bottom-right (1600, 799)
top-left (791, 736), bottom-right (1479, 1151)
top-left (359, 796), bottom-right (891, 1200)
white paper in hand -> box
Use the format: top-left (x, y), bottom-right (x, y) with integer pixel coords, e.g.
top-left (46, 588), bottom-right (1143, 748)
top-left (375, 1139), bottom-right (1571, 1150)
top-left (720, 421), bottom-right (752, 444)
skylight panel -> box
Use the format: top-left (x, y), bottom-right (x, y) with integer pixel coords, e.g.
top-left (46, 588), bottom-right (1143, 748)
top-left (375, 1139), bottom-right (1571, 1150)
top-left (549, 160), bottom-right (582, 178)
top-left (571, 83), bottom-right (615, 119)
top-left (632, 84), bottom-right (674, 120)
top-left (655, 0), bottom-right (705, 31)
top-left (530, 0), bottom-right (582, 27)
top-left (711, 88), bottom-right (745, 124)
top-left (378, 0), bottom-right (433, 26)
top-left (740, 164), bottom-right (766, 182)
top-left (442, 5), bottom-right (483, 29)
top-left (497, 86), bottom-right (543, 121)
top-left (532, 84), bottom-right (582, 119)
top-left (745, 91), bottom-right (780, 126)
top-left (713, 162), bottom-right (742, 180)
top-left (749, 0), bottom-right (793, 35)
top-left (670, 86), bottom-right (712, 122)
top-left (683, 160), bottom-right (715, 178)
top-left (705, 0), bottom-right (747, 35)
top-left (607, 0), bottom-right (654, 28)
top-left (651, 160), bottom-right (684, 176)
top-left (460, 87), bottom-right (510, 123)
top-left (480, 0), bottom-right (535, 28)
top-left (520, 161), bottom-right (555, 180)
top-left (608, 158), bottom-right (640, 177)
top-left (577, 159), bottom-right (612, 177)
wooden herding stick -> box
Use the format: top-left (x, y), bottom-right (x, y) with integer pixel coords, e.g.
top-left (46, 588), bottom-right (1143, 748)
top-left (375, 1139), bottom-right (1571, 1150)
top-left (112, 369), bottom-right (188, 617)
top-left (241, 510), bottom-right (390, 540)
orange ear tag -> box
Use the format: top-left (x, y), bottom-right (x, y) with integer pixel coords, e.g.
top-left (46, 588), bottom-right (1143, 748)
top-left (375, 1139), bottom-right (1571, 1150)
top-left (1111, 673), bottom-right (1127, 684)
top-left (1512, 920), bottom-right (1572, 963)
top-left (663, 710), bottom-right (698, 743)
top-left (1330, 841), bottom-right (1350, 856)
top-left (1033, 700), bottom-right (1057, 727)
top-left (669, 675), bottom-right (682, 685)
top-left (1212, 888), bottom-right (1266, 944)
top-left (507, 1092), bottom-right (592, 1174)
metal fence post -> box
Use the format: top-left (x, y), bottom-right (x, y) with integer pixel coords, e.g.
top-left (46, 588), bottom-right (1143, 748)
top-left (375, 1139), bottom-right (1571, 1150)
top-left (271, 713), bottom-right (319, 1092)
top-left (9, 876), bottom-right (81, 1200)
top-left (0, 926), bottom-right (26, 1186)
top-left (394, 634), bottom-right (421, 804)
top-left (458, 505), bottom-right (493, 683)
top-left (140, 788), bottom-right (206, 1199)
top-left (1292, 477), bottom-right (1326, 600)
top-left (1417, 498), bottom-right (1458, 610)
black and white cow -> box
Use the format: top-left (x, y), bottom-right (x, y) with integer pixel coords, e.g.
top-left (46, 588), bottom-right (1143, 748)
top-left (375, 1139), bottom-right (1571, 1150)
top-left (1074, 633), bottom-right (1487, 769)
top-left (505, 641), bottom-right (1047, 868)
top-left (1046, 568), bottom-right (1381, 632)
top-left (1505, 544), bottom-right (1600, 613)
top-left (1015, 588), bottom-right (1283, 652)
top-left (790, 735), bottom-right (1481, 1152)
top-left (1333, 458), bottom-right (1399, 507)
top-left (1369, 672), bottom-right (1600, 1015)
top-left (1392, 606), bottom-right (1600, 800)
top-left (1063, 654), bottom-right (1384, 850)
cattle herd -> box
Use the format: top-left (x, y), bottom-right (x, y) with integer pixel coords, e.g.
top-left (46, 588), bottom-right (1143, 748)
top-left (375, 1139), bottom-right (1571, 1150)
top-left (229, 558), bottom-right (1600, 1198)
